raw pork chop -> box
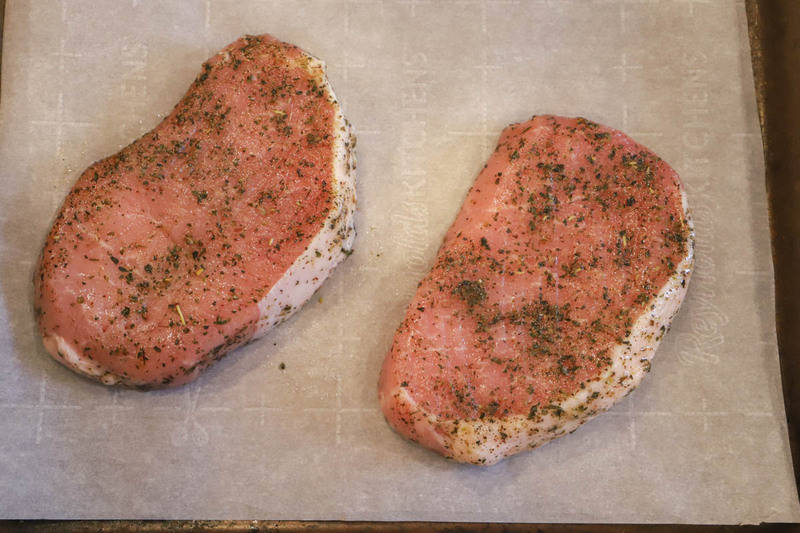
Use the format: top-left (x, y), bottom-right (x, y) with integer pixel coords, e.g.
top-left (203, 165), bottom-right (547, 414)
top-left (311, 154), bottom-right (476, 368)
top-left (379, 115), bottom-right (693, 465)
top-left (35, 35), bottom-right (356, 388)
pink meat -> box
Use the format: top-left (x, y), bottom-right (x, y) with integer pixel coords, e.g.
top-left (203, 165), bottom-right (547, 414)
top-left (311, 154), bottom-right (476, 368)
top-left (379, 115), bottom-right (693, 465)
top-left (35, 35), bottom-right (356, 388)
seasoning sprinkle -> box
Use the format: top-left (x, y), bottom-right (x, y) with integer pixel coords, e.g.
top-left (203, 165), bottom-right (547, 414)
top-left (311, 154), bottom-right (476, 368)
top-left (175, 304), bottom-right (186, 326)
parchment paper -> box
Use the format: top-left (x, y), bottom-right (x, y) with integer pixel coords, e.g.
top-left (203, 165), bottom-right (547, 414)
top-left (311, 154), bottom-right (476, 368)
top-left (1, 0), bottom-right (798, 523)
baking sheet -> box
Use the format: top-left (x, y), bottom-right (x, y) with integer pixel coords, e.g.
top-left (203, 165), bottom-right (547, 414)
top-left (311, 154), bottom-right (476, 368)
top-left (0, 0), bottom-right (798, 523)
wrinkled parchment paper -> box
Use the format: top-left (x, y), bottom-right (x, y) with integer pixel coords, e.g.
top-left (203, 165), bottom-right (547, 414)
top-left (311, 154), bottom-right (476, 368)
top-left (1, 0), bottom-right (798, 523)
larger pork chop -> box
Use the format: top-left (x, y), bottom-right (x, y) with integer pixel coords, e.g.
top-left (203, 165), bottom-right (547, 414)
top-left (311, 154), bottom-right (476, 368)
top-left (35, 35), bottom-right (356, 388)
top-left (379, 115), bottom-right (693, 465)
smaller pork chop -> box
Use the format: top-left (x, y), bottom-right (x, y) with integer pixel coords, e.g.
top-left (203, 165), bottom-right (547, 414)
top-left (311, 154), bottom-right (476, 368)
top-left (35, 35), bottom-right (356, 388)
top-left (379, 115), bottom-right (693, 465)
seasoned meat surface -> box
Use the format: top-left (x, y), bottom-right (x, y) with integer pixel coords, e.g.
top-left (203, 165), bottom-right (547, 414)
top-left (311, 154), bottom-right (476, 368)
top-left (35, 35), bottom-right (356, 388)
top-left (379, 115), bottom-right (693, 465)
